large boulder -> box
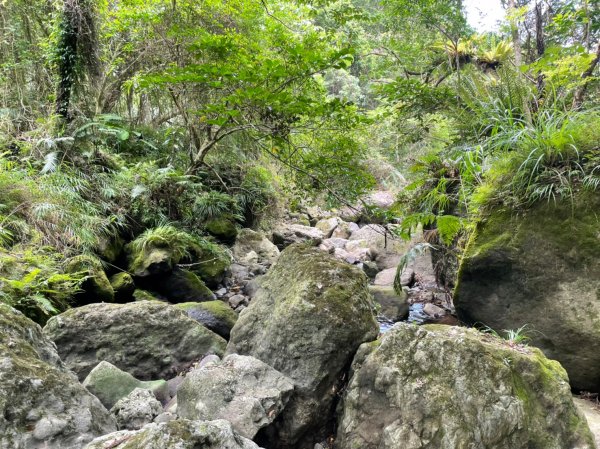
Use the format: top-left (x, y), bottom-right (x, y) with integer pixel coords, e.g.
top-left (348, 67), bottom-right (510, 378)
top-left (336, 324), bottom-right (595, 449)
top-left (82, 361), bottom-right (168, 410)
top-left (0, 304), bottom-right (116, 448)
top-left (84, 419), bottom-right (262, 449)
top-left (178, 354), bottom-right (294, 439)
top-left (454, 195), bottom-right (600, 391)
top-left (227, 244), bottom-right (378, 449)
top-left (232, 229), bottom-right (280, 266)
top-left (349, 225), bottom-right (410, 269)
top-left (44, 301), bottom-right (226, 381)
top-left (272, 224), bottom-right (324, 248)
top-left (175, 300), bottom-right (238, 339)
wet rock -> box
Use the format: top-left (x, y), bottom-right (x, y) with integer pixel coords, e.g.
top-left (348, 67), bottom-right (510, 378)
top-left (83, 361), bottom-right (168, 409)
top-left (454, 195), bottom-right (600, 391)
top-left (84, 419), bottom-right (262, 449)
top-left (227, 245), bottom-right (378, 449)
top-left (44, 301), bottom-right (226, 381)
top-left (369, 285), bottom-right (409, 322)
top-left (233, 229), bottom-right (280, 266)
top-left (111, 388), bottom-right (163, 430)
top-left (315, 217), bottom-right (341, 238)
top-left (0, 304), bottom-right (116, 448)
top-left (178, 354), bottom-right (294, 439)
top-left (423, 303), bottom-right (445, 318)
top-left (272, 224), bottom-right (324, 248)
top-left (337, 324), bottom-right (595, 449)
top-left (175, 300), bottom-right (237, 339)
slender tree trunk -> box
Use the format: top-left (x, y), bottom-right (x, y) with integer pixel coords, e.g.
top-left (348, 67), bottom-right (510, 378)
top-left (508, 0), bottom-right (522, 68)
top-left (572, 42), bottom-right (600, 109)
top-left (55, 0), bottom-right (79, 121)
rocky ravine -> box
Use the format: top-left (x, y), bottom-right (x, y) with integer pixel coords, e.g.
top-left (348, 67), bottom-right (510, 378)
top-left (1, 199), bottom-right (599, 448)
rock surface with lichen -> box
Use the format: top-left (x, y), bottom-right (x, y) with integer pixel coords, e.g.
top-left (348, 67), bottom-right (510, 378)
top-left (454, 194), bottom-right (600, 391)
top-left (227, 244), bottom-right (378, 449)
top-left (177, 354), bottom-right (294, 439)
top-left (0, 304), bottom-right (116, 449)
top-left (43, 300), bottom-right (226, 381)
top-left (336, 323), bottom-right (595, 449)
top-left (84, 419), bottom-right (262, 449)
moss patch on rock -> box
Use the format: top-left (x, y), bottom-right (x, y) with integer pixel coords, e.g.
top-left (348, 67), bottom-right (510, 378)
top-left (65, 254), bottom-right (114, 304)
top-left (454, 193), bottom-right (600, 391)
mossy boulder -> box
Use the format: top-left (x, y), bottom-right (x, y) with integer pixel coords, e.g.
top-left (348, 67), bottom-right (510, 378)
top-left (43, 301), bottom-right (226, 381)
top-left (153, 267), bottom-right (215, 303)
top-left (204, 217), bottom-right (238, 244)
top-left (0, 304), bottom-right (116, 448)
top-left (227, 244), bottom-right (379, 449)
top-left (175, 300), bottom-right (237, 339)
top-left (65, 254), bottom-right (114, 304)
top-left (132, 289), bottom-right (162, 302)
top-left (191, 242), bottom-right (231, 288)
top-left (84, 419), bottom-right (262, 449)
top-left (82, 361), bottom-right (168, 409)
top-left (127, 247), bottom-right (173, 278)
top-left (336, 324), bottom-right (595, 449)
top-left (110, 272), bottom-right (135, 302)
top-left (454, 194), bottom-right (600, 391)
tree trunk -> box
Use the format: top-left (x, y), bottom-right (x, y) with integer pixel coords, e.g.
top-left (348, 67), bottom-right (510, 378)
top-left (572, 43), bottom-right (600, 109)
top-left (508, 0), bottom-right (522, 68)
top-left (55, 0), bottom-right (79, 121)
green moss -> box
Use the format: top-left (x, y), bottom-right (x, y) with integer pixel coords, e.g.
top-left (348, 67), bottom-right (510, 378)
top-left (65, 254), bottom-right (114, 304)
top-left (191, 241), bottom-right (231, 287)
top-left (133, 289), bottom-right (161, 302)
top-left (176, 300), bottom-right (237, 328)
top-left (204, 217), bottom-right (238, 243)
top-left (110, 272), bottom-right (135, 302)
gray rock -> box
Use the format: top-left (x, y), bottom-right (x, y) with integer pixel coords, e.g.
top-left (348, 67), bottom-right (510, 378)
top-left (84, 419), bottom-right (263, 449)
top-left (233, 229), bottom-right (280, 266)
top-left (337, 324), bottom-right (595, 449)
top-left (153, 412), bottom-right (176, 424)
top-left (227, 245), bottom-right (378, 449)
top-left (314, 217), bottom-right (341, 238)
top-left (178, 354), bottom-right (294, 439)
top-left (0, 304), bottom-right (116, 449)
top-left (454, 195), bottom-right (600, 391)
top-left (318, 237), bottom-right (348, 253)
top-left (423, 303), bottom-right (445, 318)
top-left (574, 398), bottom-right (600, 448)
top-left (229, 294), bottom-right (248, 308)
top-left (111, 388), bottom-right (163, 430)
top-left (373, 267), bottom-right (396, 286)
top-left (362, 260), bottom-right (380, 279)
top-left (272, 224), bottom-right (324, 248)
top-left (369, 285), bottom-right (409, 322)
top-left (83, 361), bottom-right (168, 409)
top-left (363, 190), bottom-right (396, 209)
top-left (44, 301), bottom-right (226, 381)
top-left (331, 221), bottom-right (359, 239)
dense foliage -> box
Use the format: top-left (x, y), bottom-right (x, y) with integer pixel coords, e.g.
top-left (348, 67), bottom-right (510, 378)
top-left (0, 0), bottom-right (598, 319)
